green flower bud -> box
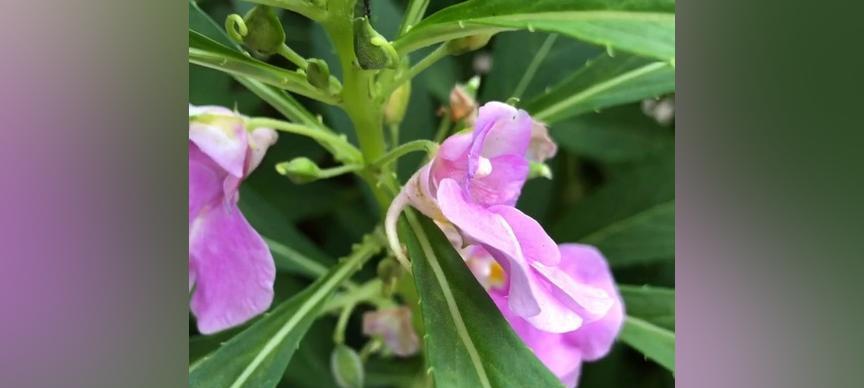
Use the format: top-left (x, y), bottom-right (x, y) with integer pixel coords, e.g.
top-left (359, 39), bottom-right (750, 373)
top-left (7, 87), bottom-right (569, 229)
top-left (444, 33), bottom-right (493, 55)
top-left (242, 6), bottom-right (285, 56)
top-left (276, 157), bottom-right (320, 184)
top-left (306, 58), bottom-right (331, 89)
top-left (383, 82), bottom-right (411, 125)
top-left (353, 1), bottom-right (398, 70)
top-left (331, 345), bottom-right (364, 388)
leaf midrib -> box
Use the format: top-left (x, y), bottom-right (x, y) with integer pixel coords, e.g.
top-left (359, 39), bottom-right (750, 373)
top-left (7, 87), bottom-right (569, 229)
top-left (534, 61), bottom-right (670, 122)
top-left (407, 212), bottom-right (492, 388)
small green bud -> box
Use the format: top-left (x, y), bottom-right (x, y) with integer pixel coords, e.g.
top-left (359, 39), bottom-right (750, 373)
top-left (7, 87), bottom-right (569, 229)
top-left (331, 345), bottom-right (364, 388)
top-left (306, 58), bottom-right (331, 89)
top-left (444, 33), bottom-right (493, 55)
top-left (377, 258), bottom-right (402, 295)
top-left (383, 82), bottom-right (411, 125)
top-left (242, 6), bottom-right (285, 56)
top-left (353, 2), bottom-right (398, 70)
top-left (276, 157), bottom-right (321, 184)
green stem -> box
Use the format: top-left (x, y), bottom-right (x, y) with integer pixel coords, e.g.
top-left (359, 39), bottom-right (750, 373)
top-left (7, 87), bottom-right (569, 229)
top-left (240, 0), bottom-right (327, 21)
top-left (247, 117), bottom-right (363, 163)
top-left (277, 44), bottom-right (309, 69)
top-left (432, 109), bottom-right (453, 144)
top-left (333, 302), bottom-right (356, 343)
top-left (383, 44), bottom-right (448, 98)
top-left (372, 140), bottom-right (438, 169)
top-left (398, 0), bottom-right (430, 36)
top-left (324, 279), bottom-right (385, 313)
top-left (512, 33), bottom-right (558, 99)
top-left (235, 78), bottom-right (329, 132)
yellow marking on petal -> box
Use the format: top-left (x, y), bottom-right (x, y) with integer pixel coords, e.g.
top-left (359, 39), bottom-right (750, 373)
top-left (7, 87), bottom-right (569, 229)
top-left (488, 261), bottom-right (506, 289)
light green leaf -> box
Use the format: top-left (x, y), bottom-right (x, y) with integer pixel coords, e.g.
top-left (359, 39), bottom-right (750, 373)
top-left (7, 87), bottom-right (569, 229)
top-left (551, 154), bottom-right (674, 267)
top-left (619, 316), bottom-right (675, 372)
top-left (395, 0), bottom-right (675, 61)
top-left (401, 212), bottom-right (562, 388)
top-left (619, 285), bottom-right (674, 330)
top-left (188, 233), bottom-right (381, 388)
top-left (526, 53), bottom-right (674, 123)
top-left (550, 105), bottom-right (673, 163)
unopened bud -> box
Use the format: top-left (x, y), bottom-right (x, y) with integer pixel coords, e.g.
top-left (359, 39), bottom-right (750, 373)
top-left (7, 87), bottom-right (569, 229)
top-left (276, 157), bottom-right (321, 184)
top-left (362, 307), bottom-right (419, 357)
top-left (383, 82), bottom-right (411, 125)
top-left (449, 85), bottom-right (477, 123)
top-left (377, 258), bottom-right (402, 295)
top-left (306, 58), bottom-right (331, 89)
top-left (445, 33), bottom-right (493, 55)
top-left (353, 2), bottom-right (398, 70)
top-left (330, 345), bottom-right (364, 388)
top-left (241, 6), bottom-right (285, 56)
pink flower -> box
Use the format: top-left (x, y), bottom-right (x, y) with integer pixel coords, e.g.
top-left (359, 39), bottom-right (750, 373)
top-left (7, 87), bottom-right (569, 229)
top-left (464, 244), bottom-right (623, 387)
top-left (387, 102), bottom-right (608, 334)
top-left (362, 307), bottom-right (420, 357)
top-left (188, 105), bottom-right (278, 334)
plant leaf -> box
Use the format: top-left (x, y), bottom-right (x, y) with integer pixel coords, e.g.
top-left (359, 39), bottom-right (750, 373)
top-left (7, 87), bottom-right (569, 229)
top-left (395, 0), bottom-right (675, 61)
top-left (619, 316), bottom-right (675, 372)
top-left (188, 235), bottom-right (381, 388)
top-left (619, 285), bottom-right (674, 330)
top-left (526, 53), bottom-right (674, 123)
top-left (551, 153), bottom-right (674, 267)
top-left (401, 212), bottom-right (562, 388)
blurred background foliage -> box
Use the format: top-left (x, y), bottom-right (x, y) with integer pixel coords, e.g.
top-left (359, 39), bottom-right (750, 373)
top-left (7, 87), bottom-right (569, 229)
top-left (190, 0), bottom-right (674, 386)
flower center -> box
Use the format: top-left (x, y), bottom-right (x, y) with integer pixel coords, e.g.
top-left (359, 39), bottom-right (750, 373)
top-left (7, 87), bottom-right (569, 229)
top-left (475, 156), bottom-right (493, 178)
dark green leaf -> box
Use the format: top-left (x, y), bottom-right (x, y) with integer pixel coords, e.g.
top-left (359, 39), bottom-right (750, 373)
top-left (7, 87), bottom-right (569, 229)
top-left (551, 154), bottom-right (673, 267)
top-left (188, 236), bottom-right (381, 388)
top-left (401, 213), bottom-right (561, 388)
top-left (526, 53), bottom-right (674, 123)
top-left (395, 0), bottom-right (675, 61)
top-left (619, 316), bottom-right (675, 372)
top-left (619, 285), bottom-right (674, 330)
top-left (550, 105), bottom-right (673, 163)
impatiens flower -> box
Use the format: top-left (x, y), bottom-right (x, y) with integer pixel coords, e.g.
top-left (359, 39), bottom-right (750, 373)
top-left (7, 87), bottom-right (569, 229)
top-left (189, 105), bottom-right (278, 334)
top-left (362, 307), bottom-right (420, 357)
top-left (386, 102), bottom-right (612, 334)
top-left (464, 244), bottom-right (624, 387)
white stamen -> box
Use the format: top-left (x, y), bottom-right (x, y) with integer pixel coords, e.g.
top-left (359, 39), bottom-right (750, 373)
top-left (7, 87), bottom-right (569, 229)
top-left (476, 156), bottom-right (493, 177)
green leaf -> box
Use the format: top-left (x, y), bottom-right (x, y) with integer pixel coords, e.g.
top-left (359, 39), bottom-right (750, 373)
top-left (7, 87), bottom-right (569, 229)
top-left (551, 154), bottom-right (673, 267)
top-left (619, 316), bottom-right (675, 372)
top-left (550, 105), bottom-right (673, 163)
top-left (188, 234), bottom-right (381, 388)
top-left (526, 53), bottom-right (674, 123)
top-left (188, 0), bottom-right (331, 129)
top-left (619, 285), bottom-right (674, 330)
top-left (394, 0), bottom-right (675, 61)
top-left (401, 212), bottom-right (561, 388)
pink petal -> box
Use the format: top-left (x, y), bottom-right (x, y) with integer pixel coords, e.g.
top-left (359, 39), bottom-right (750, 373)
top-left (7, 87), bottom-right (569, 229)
top-left (246, 127), bottom-right (278, 175)
top-left (189, 202), bottom-right (275, 334)
top-left (189, 143), bottom-right (224, 223)
top-left (527, 121), bottom-right (558, 163)
top-left (558, 244), bottom-right (624, 361)
top-left (362, 307), bottom-right (420, 357)
top-left (468, 155), bottom-right (529, 206)
top-left (189, 105), bottom-right (248, 178)
top-left (488, 205), bottom-right (559, 266)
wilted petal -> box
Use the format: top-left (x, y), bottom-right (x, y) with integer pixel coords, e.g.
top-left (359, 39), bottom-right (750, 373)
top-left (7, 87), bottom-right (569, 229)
top-left (559, 244), bottom-right (624, 361)
top-left (246, 127), bottom-right (278, 175)
top-left (189, 202), bottom-right (275, 334)
top-left (362, 307), bottom-right (420, 357)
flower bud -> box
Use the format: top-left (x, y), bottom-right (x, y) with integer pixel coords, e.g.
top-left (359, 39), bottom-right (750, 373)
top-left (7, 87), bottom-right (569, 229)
top-left (306, 58), bottom-right (331, 89)
top-left (353, 18), bottom-right (399, 69)
top-left (362, 307), bottom-right (419, 357)
top-left (445, 33), bottom-right (493, 55)
top-left (275, 157), bottom-right (321, 184)
top-left (330, 345), bottom-right (364, 388)
top-left (241, 6), bottom-right (285, 56)
top-left (383, 82), bottom-right (411, 125)
top-left (377, 258), bottom-right (402, 295)
top-left (449, 85), bottom-right (476, 123)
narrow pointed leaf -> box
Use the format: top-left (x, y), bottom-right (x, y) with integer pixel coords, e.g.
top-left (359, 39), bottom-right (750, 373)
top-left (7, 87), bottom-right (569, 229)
top-left (619, 316), bottom-right (675, 372)
top-left (188, 235), bottom-right (381, 388)
top-left (401, 213), bottom-right (561, 388)
top-left (551, 154), bottom-right (674, 267)
top-left (619, 285), bottom-right (674, 330)
top-left (395, 0), bottom-right (675, 61)
top-left (526, 53), bottom-right (674, 124)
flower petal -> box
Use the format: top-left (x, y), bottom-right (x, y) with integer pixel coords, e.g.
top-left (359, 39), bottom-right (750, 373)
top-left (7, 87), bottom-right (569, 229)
top-left (558, 244), bottom-right (624, 361)
top-left (189, 202), bottom-right (275, 334)
top-left (189, 143), bottom-right (224, 223)
top-left (488, 205), bottom-right (559, 266)
top-left (467, 103), bottom-right (532, 179)
top-left (189, 105), bottom-right (248, 178)
top-left (246, 127), bottom-right (278, 175)
top-left (362, 307), bottom-right (420, 357)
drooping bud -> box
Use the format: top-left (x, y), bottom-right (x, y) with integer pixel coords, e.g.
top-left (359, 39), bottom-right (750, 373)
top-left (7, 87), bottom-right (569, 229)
top-left (377, 258), bottom-right (402, 295)
top-left (240, 6), bottom-right (285, 56)
top-left (306, 58), bottom-right (331, 89)
top-left (444, 33), bottom-right (493, 55)
top-left (362, 307), bottom-right (420, 357)
top-left (330, 345), bottom-right (364, 388)
top-left (383, 82), bottom-right (411, 125)
top-left (275, 157), bottom-right (321, 184)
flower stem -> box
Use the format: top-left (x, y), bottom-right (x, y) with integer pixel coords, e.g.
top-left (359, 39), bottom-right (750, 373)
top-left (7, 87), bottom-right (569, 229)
top-left (277, 44), bottom-right (308, 69)
top-left (247, 117), bottom-right (363, 163)
top-left (372, 140), bottom-right (438, 169)
top-left (240, 0), bottom-right (327, 21)
top-left (383, 44), bottom-right (448, 98)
